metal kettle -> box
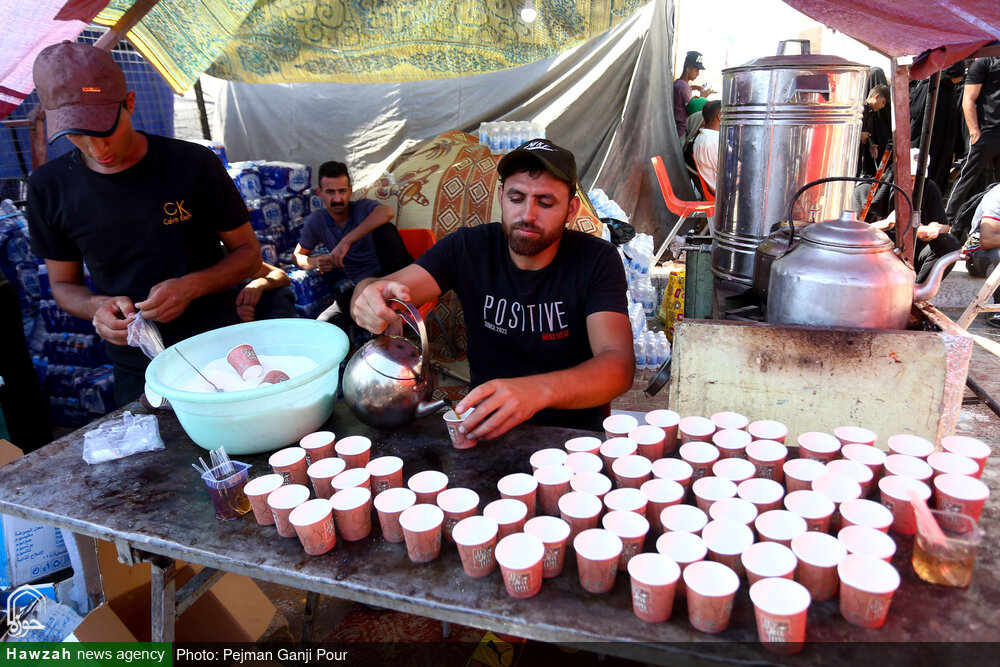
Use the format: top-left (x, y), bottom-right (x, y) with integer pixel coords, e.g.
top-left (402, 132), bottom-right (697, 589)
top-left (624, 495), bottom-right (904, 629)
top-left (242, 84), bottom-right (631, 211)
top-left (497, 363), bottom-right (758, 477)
top-left (766, 210), bottom-right (960, 329)
top-left (342, 299), bottom-right (447, 429)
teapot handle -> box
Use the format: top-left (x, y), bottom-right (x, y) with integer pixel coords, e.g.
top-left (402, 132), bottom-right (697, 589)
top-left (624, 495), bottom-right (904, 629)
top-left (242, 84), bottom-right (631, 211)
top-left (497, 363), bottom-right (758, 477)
top-left (386, 299), bottom-right (430, 381)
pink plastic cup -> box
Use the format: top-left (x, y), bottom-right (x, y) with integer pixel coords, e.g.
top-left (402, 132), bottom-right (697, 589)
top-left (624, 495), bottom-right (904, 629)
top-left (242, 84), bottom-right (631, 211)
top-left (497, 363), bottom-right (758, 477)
top-left (612, 454), bottom-right (653, 489)
top-left (679, 441), bottom-right (720, 482)
top-left (743, 440), bottom-right (786, 483)
top-left (826, 459), bottom-right (875, 497)
top-left (498, 472), bottom-right (538, 519)
top-left (660, 504), bottom-right (708, 535)
top-left (604, 413), bottom-right (639, 439)
top-left (878, 474), bottom-right (931, 534)
top-left (940, 435), bottom-right (991, 477)
top-left (841, 443), bottom-right (887, 482)
top-left (741, 540), bottom-right (797, 586)
top-left (436, 487), bottom-right (480, 542)
top-left (331, 467), bottom-right (371, 493)
top-left (258, 369), bottom-right (289, 385)
top-left (701, 519), bottom-right (754, 576)
top-left (226, 343), bottom-right (262, 380)
top-left (645, 409), bottom-right (681, 454)
top-left (655, 531), bottom-right (706, 597)
top-left (712, 457), bottom-right (757, 484)
top-left (927, 451), bottom-right (980, 480)
top-left (399, 503), bottom-right (444, 563)
top-left (524, 516), bottom-right (572, 578)
top-left (783, 490), bottom-right (835, 533)
top-left (268, 447), bottom-right (309, 487)
top-left (749, 577), bottom-right (811, 654)
top-left (797, 432), bottom-right (842, 464)
top-left (307, 457), bottom-right (347, 499)
top-left (838, 498), bottom-right (893, 533)
top-left (628, 553), bottom-right (681, 623)
top-left (834, 426), bottom-right (877, 447)
top-left (330, 486), bottom-right (373, 541)
top-left (678, 416), bottom-right (716, 443)
top-left (683, 560), bottom-right (740, 633)
top-left (599, 437), bottom-right (638, 470)
top-left (651, 458), bottom-right (694, 493)
top-left (244, 474), bottom-right (284, 526)
top-left (712, 428), bottom-right (752, 460)
top-left (838, 525), bottom-right (897, 562)
top-left (755, 509), bottom-right (808, 548)
top-left (534, 464), bottom-right (574, 516)
top-left (484, 498), bottom-right (529, 539)
top-left (530, 448), bottom-right (568, 472)
top-left (748, 420), bottom-right (787, 443)
top-left (570, 471), bottom-right (613, 499)
top-left (792, 530), bottom-right (847, 601)
top-left (883, 454), bottom-right (934, 483)
top-left (837, 553), bottom-right (900, 628)
top-left (365, 455), bottom-right (403, 495)
top-left (604, 487), bottom-right (648, 515)
top-left (692, 476), bottom-right (737, 513)
top-left (564, 451), bottom-right (604, 475)
top-left (783, 458), bottom-right (827, 494)
top-left (812, 472), bottom-right (863, 530)
top-left (886, 433), bottom-right (934, 459)
top-left (641, 478), bottom-right (685, 532)
top-left (602, 510), bottom-right (650, 569)
top-left (266, 484), bottom-right (310, 538)
top-left (558, 491), bottom-right (603, 542)
top-left (334, 435), bottom-right (371, 470)
top-left (711, 411), bottom-right (749, 432)
top-left (934, 473), bottom-right (990, 522)
top-left (288, 498), bottom-right (336, 555)
top-left (708, 496), bottom-right (758, 528)
top-left (444, 408), bottom-right (478, 449)
top-left (407, 470), bottom-right (448, 505)
top-left (452, 515), bottom-right (499, 577)
top-left (629, 424), bottom-right (667, 461)
top-left (373, 487), bottom-right (416, 543)
top-left (299, 431), bottom-right (336, 466)
top-left (564, 436), bottom-right (603, 456)
top-left (737, 478), bottom-right (785, 514)
top-left (495, 533), bottom-right (545, 599)
top-left (574, 528), bottom-right (623, 594)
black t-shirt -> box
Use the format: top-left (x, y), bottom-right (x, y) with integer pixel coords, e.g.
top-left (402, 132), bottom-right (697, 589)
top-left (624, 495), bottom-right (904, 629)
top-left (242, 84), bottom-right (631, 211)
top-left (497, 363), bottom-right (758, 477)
top-left (416, 223), bottom-right (628, 430)
top-left (967, 57), bottom-right (1000, 136)
top-left (27, 133), bottom-right (249, 372)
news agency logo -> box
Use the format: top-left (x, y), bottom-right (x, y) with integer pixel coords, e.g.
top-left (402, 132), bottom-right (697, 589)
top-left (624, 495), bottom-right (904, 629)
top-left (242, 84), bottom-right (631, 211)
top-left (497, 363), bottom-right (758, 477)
top-left (5, 583), bottom-right (47, 638)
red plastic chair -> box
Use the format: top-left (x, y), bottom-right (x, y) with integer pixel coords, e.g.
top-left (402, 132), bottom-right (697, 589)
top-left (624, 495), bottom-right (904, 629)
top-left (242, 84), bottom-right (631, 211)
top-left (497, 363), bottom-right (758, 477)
top-left (398, 228), bottom-right (457, 358)
top-left (650, 156), bottom-right (715, 262)
top-left (697, 170), bottom-right (716, 203)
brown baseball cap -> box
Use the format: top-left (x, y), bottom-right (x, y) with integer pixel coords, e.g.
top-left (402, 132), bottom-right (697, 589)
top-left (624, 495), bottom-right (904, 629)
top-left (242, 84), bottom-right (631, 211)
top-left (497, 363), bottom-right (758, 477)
top-left (33, 41), bottom-right (127, 144)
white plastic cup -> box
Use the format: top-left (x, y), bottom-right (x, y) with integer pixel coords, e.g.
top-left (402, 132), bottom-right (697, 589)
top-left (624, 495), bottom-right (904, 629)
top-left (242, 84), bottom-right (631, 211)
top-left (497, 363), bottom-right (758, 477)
top-left (683, 560), bottom-right (740, 633)
top-left (748, 420), bottom-right (787, 443)
top-left (641, 478), bottom-right (685, 532)
top-left (692, 476), bottom-right (738, 513)
top-left (797, 431), bottom-right (842, 464)
top-left (329, 486), bottom-right (373, 542)
top-left (933, 473), bottom-right (990, 522)
top-left (244, 474), bottom-right (284, 525)
top-left (604, 487), bottom-right (648, 515)
top-left (737, 477), bottom-right (785, 513)
top-left (534, 464), bottom-right (574, 516)
top-left (826, 459), bottom-right (875, 498)
top-left (483, 498), bottom-right (529, 539)
top-left (627, 552), bottom-right (681, 623)
top-left (307, 457), bottom-right (347, 499)
top-left (834, 426), bottom-right (877, 447)
top-left (940, 435), bottom-right (990, 476)
top-left (399, 503), bottom-right (444, 563)
top-left (334, 434), bottom-right (371, 469)
top-left (837, 553), bottom-right (900, 628)
top-left (749, 577), bottom-right (811, 654)
top-left (453, 515), bottom-right (499, 577)
top-left (708, 496), bottom-right (758, 528)
top-left (783, 458), bottom-right (827, 494)
top-left (602, 509), bottom-right (650, 569)
top-left (701, 519), bottom-right (754, 577)
top-left (712, 428), bottom-right (752, 459)
top-left (877, 474), bottom-right (931, 534)
top-left (660, 504), bottom-right (708, 535)
top-left (746, 439), bottom-right (788, 482)
top-left (599, 437), bottom-right (638, 469)
top-left (841, 442), bottom-right (887, 481)
top-left (837, 525), bottom-right (897, 562)
top-left (574, 528), bottom-right (624, 594)
top-left (712, 457), bottom-right (757, 484)
top-left (373, 487), bottom-right (416, 543)
top-left (655, 531), bottom-right (707, 597)
top-left (569, 471), bottom-right (613, 499)
top-left (886, 433), bottom-right (934, 459)
top-left (883, 454), bottom-right (934, 483)
top-left (524, 515), bottom-right (572, 578)
top-left (629, 424), bottom-right (668, 461)
top-left (495, 533), bottom-right (545, 599)
top-left (331, 467), bottom-right (371, 493)
top-left (612, 454), bottom-right (654, 489)
top-left (365, 455), bottom-right (403, 495)
top-left (498, 472), bottom-right (538, 519)
top-left (791, 530), bottom-right (847, 601)
top-left (407, 470), bottom-right (449, 504)
top-left (679, 441), bottom-right (720, 481)
top-left (267, 484), bottom-right (311, 538)
top-left (530, 448), bottom-right (568, 471)
top-left (711, 411), bottom-right (749, 431)
top-left (741, 540), bottom-right (797, 585)
top-left (679, 415), bottom-right (716, 443)
top-left (838, 498), bottom-right (893, 533)
top-left (558, 491), bottom-right (603, 541)
top-left (783, 490), bottom-right (836, 533)
top-left (927, 451), bottom-right (980, 479)
top-left (651, 458), bottom-right (694, 491)
top-left (645, 409), bottom-right (681, 454)
top-left (436, 487), bottom-right (480, 542)
top-left (564, 451), bottom-right (604, 475)
top-left (564, 436), bottom-right (602, 455)
top-left (604, 413), bottom-right (639, 439)
top-left (755, 509), bottom-right (808, 547)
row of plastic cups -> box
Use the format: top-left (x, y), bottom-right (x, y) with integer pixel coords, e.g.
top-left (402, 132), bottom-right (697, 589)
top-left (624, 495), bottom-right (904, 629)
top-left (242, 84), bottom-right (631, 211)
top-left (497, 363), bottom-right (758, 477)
top-left (267, 434), bottom-right (374, 486)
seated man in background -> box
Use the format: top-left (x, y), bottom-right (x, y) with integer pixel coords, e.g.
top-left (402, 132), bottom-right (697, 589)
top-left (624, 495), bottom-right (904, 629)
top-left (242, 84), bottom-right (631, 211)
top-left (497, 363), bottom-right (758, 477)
top-left (693, 100), bottom-right (722, 194)
top-left (236, 262), bottom-right (296, 322)
top-left (964, 183), bottom-right (1000, 328)
top-left (293, 161), bottom-right (410, 342)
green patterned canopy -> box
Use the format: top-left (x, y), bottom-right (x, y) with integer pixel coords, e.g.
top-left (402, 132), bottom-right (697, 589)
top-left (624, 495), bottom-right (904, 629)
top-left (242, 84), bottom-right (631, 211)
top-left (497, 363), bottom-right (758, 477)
top-left (96, 0), bottom-right (647, 93)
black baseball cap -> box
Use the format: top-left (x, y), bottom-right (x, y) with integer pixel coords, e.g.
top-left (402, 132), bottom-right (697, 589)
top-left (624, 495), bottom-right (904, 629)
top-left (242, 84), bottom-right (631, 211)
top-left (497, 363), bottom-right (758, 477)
top-left (497, 138), bottom-right (577, 187)
top-left (684, 51), bottom-right (705, 70)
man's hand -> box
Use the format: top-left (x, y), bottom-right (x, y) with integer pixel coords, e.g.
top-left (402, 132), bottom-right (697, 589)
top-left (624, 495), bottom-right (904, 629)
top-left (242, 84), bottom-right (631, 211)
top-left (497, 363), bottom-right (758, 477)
top-left (329, 240), bottom-right (352, 268)
top-left (136, 277), bottom-right (197, 323)
top-left (315, 254), bottom-right (335, 273)
top-left (970, 128), bottom-right (981, 145)
top-left (455, 377), bottom-right (549, 442)
top-left (92, 296), bottom-right (136, 345)
top-left (917, 221), bottom-right (948, 242)
top-left (236, 284), bottom-right (263, 322)
top-left (350, 279), bottom-right (412, 334)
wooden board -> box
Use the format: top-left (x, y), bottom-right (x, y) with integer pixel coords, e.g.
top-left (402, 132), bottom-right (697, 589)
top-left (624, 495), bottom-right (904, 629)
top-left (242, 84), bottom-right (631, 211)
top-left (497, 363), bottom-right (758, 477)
top-left (668, 319), bottom-right (973, 446)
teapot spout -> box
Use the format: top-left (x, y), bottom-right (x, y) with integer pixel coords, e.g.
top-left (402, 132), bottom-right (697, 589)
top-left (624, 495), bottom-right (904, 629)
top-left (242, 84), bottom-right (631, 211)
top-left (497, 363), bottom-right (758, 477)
top-left (913, 250), bottom-right (962, 302)
top-left (414, 398), bottom-right (449, 420)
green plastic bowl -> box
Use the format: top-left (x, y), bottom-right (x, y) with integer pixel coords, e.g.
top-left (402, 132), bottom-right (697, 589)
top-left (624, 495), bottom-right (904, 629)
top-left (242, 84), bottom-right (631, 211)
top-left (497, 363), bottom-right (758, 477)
top-left (145, 319), bottom-right (349, 454)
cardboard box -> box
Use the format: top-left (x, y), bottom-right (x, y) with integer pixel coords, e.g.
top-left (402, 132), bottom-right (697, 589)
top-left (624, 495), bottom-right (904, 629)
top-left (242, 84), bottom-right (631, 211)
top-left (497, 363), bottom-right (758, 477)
top-left (66, 603), bottom-right (138, 642)
top-left (0, 439), bottom-right (72, 589)
top-left (97, 539), bottom-right (276, 642)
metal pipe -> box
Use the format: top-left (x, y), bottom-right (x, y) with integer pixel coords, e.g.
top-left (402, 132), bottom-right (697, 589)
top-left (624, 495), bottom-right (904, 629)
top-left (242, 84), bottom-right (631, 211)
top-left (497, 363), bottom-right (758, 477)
top-left (912, 71), bottom-right (941, 213)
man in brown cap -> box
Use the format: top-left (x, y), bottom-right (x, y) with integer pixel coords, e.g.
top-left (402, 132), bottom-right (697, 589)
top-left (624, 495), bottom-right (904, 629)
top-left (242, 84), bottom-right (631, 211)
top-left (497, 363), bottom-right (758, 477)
top-left (27, 41), bottom-right (261, 404)
top-left (351, 139), bottom-right (635, 442)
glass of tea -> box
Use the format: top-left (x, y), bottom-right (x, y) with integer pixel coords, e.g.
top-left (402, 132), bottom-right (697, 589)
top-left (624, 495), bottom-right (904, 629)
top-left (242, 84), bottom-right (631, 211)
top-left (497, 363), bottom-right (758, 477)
top-left (912, 509), bottom-right (983, 588)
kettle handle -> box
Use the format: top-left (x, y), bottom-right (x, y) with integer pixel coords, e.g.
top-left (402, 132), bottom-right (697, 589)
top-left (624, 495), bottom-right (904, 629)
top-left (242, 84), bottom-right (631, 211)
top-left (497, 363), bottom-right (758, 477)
top-left (386, 298), bottom-right (430, 381)
top-left (777, 40), bottom-right (811, 56)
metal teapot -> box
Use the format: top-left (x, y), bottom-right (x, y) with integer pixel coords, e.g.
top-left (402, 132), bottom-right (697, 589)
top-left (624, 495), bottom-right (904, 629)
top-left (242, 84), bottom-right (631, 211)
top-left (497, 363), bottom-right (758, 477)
top-left (766, 210), bottom-right (960, 330)
top-left (342, 299), bottom-right (447, 429)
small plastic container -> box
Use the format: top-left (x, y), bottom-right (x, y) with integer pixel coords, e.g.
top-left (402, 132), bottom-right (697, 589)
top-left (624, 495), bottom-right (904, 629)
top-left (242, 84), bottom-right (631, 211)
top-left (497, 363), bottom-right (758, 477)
top-left (201, 461), bottom-right (252, 520)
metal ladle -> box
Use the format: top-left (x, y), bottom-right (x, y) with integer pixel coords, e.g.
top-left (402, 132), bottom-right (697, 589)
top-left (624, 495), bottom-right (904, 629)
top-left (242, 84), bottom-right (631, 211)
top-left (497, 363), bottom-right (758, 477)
top-left (175, 348), bottom-right (224, 393)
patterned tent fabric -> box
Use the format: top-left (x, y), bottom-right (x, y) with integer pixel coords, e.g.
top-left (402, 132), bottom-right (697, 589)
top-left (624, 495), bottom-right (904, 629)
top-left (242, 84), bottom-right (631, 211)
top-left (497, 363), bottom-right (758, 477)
top-left (95, 0), bottom-right (646, 92)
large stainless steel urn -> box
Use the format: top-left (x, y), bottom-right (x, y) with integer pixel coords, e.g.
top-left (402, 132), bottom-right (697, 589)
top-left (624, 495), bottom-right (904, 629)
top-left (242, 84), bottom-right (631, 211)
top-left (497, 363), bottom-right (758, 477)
top-left (711, 40), bottom-right (868, 285)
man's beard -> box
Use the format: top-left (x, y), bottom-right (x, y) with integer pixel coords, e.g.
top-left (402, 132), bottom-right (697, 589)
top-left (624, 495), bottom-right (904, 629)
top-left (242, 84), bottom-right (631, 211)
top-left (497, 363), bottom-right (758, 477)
top-left (503, 219), bottom-right (565, 257)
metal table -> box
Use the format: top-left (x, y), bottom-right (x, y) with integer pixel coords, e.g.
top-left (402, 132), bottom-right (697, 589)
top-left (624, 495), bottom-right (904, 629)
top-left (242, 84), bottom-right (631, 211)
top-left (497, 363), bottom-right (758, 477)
top-left (0, 403), bottom-right (998, 663)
